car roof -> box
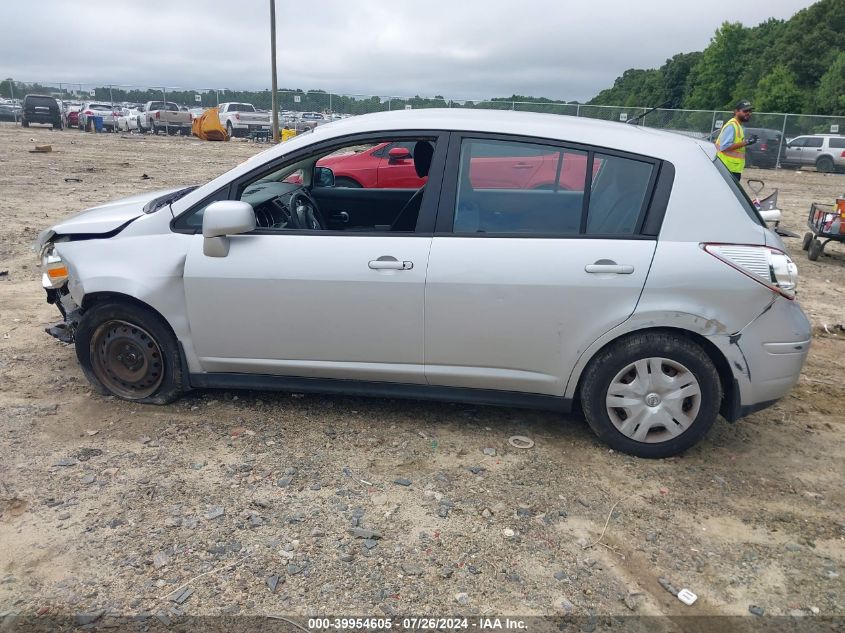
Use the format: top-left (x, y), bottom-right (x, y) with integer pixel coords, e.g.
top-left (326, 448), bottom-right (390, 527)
top-left (302, 108), bottom-right (715, 162)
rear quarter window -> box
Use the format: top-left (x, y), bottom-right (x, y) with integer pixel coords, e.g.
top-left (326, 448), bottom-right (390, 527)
top-left (829, 137), bottom-right (845, 149)
top-left (713, 158), bottom-right (764, 227)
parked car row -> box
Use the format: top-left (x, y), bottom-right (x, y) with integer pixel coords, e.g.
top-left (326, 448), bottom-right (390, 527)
top-left (3, 94), bottom-right (345, 138)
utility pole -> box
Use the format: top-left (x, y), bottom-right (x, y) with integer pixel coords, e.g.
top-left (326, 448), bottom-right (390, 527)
top-left (270, 0), bottom-right (280, 142)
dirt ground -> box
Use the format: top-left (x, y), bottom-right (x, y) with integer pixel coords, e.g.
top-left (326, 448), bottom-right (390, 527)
top-left (0, 123), bottom-right (843, 628)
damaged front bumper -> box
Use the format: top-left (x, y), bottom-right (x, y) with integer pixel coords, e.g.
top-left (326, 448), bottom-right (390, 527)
top-left (44, 285), bottom-right (81, 344)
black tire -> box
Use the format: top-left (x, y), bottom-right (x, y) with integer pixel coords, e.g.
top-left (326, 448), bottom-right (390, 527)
top-left (816, 156), bottom-right (834, 173)
top-left (808, 239), bottom-right (822, 261)
top-left (53, 121), bottom-right (63, 130)
top-left (802, 232), bottom-right (813, 251)
top-left (75, 301), bottom-right (183, 405)
top-left (580, 331), bottom-right (721, 458)
top-left (151, 121), bottom-right (158, 135)
top-left (226, 121), bottom-right (234, 140)
top-left (22, 120), bottom-right (29, 128)
top-left (334, 177), bottom-right (362, 188)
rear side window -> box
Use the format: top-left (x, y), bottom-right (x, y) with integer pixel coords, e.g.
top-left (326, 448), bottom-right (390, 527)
top-left (804, 137), bottom-right (823, 148)
top-left (829, 137), bottom-right (845, 149)
top-left (451, 138), bottom-right (660, 236)
top-left (453, 139), bottom-right (587, 235)
top-left (586, 154), bottom-right (654, 235)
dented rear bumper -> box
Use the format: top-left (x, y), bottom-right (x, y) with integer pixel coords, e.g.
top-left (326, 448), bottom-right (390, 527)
top-left (715, 296), bottom-right (811, 420)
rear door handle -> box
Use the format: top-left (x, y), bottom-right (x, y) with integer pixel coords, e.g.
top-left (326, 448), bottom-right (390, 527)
top-left (585, 263), bottom-right (634, 274)
top-left (369, 256), bottom-right (413, 270)
top-left (512, 162), bottom-right (534, 169)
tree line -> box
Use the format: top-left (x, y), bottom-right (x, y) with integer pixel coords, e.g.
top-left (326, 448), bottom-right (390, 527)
top-left (589, 0), bottom-right (844, 115)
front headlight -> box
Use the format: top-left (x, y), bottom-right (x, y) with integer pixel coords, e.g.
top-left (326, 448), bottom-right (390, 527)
top-left (41, 244), bottom-right (69, 289)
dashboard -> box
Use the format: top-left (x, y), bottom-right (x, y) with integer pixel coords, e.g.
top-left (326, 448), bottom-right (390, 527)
top-left (241, 181), bottom-right (323, 230)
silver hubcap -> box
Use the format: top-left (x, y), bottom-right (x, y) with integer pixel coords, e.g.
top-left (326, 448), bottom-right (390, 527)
top-left (605, 357), bottom-right (701, 444)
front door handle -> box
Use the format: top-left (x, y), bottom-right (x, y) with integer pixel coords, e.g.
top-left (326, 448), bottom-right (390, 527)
top-left (585, 261), bottom-right (634, 274)
top-left (512, 162), bottom-right (534, 169)
top-left (331, 211), bottom-right (350, 223)
top-left (369, 256), bottom-right (413, 270)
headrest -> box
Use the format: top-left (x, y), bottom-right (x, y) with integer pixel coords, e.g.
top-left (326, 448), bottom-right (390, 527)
top-left (413, 141), bottom-right (434, 178)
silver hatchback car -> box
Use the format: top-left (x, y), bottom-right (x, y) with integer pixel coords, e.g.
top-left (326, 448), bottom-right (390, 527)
top-left (36, 110), bottom-right (810, 458)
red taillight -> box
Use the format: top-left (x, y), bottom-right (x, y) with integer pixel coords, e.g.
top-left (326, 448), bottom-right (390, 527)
top-left (155, 111), bottom-right (160, 119)
top-left (841, 151), bottom-right (845, 158)
top-left (703, 243), bottom-right (798, 299)
top-left (84, 110), bottom-right (93, 115)
top-left (760, 144), bottom-right (768, 151)
top-left (235, 113), bottom-right (240, 120)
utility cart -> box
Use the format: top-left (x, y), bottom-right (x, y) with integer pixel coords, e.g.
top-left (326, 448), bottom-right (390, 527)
top-left (802, 198), bottom-right (845, 261)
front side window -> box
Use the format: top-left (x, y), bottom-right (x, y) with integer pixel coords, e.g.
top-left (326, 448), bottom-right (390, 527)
top-left (176, 136), bottom-right (439, 233)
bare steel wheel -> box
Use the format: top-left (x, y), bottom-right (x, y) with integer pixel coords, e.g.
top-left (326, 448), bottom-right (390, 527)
top-left (76, 301), bottom-right (183, 404)
top-left (90, 320), bottom-right (164, 399)
top-left (605, 357), bottom-right (701, 444)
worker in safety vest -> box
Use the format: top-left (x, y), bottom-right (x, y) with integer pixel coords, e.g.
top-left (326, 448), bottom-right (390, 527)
top-left (715, 99), bottom-right (758, 181)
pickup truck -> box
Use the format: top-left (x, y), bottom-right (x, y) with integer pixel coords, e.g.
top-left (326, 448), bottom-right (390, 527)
top-left (217, 102), bottom-right (271, 138)
top-left (139, 101), bottom-right (192, 135)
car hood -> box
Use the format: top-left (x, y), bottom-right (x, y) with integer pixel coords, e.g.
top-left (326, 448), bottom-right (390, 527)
top-left (37, 188), bottom-right (183, 247)
top-left (317, 150), bottom-right (365, 168)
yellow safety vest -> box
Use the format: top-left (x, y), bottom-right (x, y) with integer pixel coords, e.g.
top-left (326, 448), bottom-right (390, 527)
top-left (716, 118), bottom-right (746, 173)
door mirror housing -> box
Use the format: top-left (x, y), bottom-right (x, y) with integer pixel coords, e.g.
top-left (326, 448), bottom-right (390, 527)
top-left (388, 147), bottom-right (412, 161)
top-left (202, 201), bottom-right (255, 257)
top-left (314, 166), bottom-right (335, 188)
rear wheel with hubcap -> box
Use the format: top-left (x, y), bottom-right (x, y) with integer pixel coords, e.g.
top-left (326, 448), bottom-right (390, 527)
top-left (580, 331), bottom-right (721, 458)
top-left (75, 302), bottom-right (183, 404)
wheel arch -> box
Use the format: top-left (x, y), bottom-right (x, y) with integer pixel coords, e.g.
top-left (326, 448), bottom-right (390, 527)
top-left (570, 326), bottom-right (739, 422)
top-left (81, 291), bottom-right (177, 338)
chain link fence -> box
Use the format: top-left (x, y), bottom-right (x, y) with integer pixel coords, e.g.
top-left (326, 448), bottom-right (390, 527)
top-left (2, 80), bottom-right (844, 167)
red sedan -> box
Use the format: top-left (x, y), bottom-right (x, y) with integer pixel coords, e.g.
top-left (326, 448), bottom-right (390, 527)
top-left (317, 141), bottom-right (590, 190)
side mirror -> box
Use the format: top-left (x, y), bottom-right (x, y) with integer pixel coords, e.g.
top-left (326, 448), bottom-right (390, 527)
top-left (202, 201), bottom-right (255, 257)
top-left (314, 166), bottom-right (335, 188)
top-left (388, 147), bottom-right (412, 161)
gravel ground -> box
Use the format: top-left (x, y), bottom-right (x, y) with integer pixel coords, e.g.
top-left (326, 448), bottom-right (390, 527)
top-left (0, 124), bottom-right (843, 627)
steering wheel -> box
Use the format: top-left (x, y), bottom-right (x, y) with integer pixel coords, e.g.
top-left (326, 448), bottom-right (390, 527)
top-left (290, 191), bottom-right (326, 230)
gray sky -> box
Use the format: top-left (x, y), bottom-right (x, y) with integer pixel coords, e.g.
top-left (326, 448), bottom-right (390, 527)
top-left (1, 0), bottom-right (816, 101)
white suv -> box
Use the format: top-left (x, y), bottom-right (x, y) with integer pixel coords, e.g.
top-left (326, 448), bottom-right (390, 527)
top-left (35, 110), bottom-right (810, 458)
top-left (781, 134), bottom-right (845, 172)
